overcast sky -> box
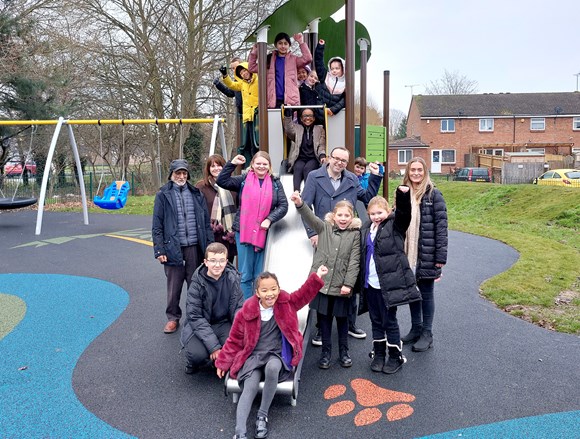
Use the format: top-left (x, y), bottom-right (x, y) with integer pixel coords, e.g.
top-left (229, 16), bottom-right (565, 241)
top-left (337, 0), bottom-right (579, 115)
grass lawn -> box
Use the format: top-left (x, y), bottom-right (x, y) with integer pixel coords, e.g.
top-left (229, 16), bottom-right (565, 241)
top-left (41, 182), bottom-right (580, 334)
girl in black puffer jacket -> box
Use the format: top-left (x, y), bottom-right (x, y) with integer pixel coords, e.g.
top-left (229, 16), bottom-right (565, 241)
top-left (400, 157), bottom-right (448, 352)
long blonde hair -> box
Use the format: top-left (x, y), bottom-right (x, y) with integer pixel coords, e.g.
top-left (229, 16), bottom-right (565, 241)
top-left (402, 157), bottom-right (434, 201)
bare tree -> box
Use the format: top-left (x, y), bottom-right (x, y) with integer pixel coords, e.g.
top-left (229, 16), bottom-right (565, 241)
top-left (14, 0), bottom-right (282, 191)
top-left (424, 69), bottom-right (478, 95)
top-left (388, 108), bottom-right (406, 139)
top-left (354, 93), bottom-right (383, 126)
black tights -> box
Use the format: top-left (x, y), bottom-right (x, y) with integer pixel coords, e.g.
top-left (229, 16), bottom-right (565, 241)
top-left (318, 312), bottom-right (348, 353)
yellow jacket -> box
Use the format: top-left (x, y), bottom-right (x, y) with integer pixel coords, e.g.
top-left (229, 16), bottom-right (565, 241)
top-left (223, 62), bottom-right (258, 123)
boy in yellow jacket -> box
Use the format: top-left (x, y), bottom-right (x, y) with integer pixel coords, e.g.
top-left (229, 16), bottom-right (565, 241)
top-left (219, 62), bottom-right (259, 163)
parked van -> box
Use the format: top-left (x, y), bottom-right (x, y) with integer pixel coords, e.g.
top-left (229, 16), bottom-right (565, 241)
top-left (453, 167), bottom-right (491, 182)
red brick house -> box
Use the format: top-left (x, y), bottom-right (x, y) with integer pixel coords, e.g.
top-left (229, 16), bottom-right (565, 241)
top-left (389, 92), bottom-right (580, 175)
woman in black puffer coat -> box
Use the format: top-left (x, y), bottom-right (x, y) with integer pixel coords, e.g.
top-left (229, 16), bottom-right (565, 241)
top-left (400, 157), bottom-right (448, 352)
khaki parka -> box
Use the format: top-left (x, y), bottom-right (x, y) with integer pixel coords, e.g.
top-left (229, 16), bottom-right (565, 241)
top-left (296, 202), bottom-right (361, 297)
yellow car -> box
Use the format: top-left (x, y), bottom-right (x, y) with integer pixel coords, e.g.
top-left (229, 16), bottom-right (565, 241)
top-left (533, 169), bottom-right (580, 188)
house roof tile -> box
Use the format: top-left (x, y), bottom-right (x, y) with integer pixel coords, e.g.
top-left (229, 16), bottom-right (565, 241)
top-left (389, 137), bottom-right (429, 149)
top-left (413, 92), bottom-right (580, 117)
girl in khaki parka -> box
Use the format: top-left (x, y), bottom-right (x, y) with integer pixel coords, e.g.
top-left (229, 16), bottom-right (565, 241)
top-left (290, 192), bottom-right (360, 370)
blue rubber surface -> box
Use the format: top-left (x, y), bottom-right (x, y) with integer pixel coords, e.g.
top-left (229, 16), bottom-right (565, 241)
top-left (0, 273), bottom-right (134, 439)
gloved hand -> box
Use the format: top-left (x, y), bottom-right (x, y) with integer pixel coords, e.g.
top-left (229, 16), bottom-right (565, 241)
top-left (219, 66), bottom-right (227, 77)
top-left (213, 78), bottom-right (220, 86)
top-left (283, 108), bottom-right (293, 117)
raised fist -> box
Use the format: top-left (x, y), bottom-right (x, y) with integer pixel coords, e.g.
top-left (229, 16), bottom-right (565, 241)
top-left (219, 66), bottom-right (227, 76)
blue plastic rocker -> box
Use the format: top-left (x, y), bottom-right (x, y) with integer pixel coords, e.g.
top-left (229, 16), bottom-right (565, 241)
top-left (93, 180), bottom-right (130, 210)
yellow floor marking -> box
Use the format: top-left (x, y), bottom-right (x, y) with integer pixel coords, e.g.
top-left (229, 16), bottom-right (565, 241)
top-left (106, 234), bottom-right (153, 246)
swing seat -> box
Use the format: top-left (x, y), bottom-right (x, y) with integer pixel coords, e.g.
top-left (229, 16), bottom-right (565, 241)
top-left (0, 197), bottom-right (38, 210)
top-left (93, 181), bottom-right (130, 210)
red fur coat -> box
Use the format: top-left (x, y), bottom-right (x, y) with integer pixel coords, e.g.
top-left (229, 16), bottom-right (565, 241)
top-left (215, 273), bottom-right (323, 379)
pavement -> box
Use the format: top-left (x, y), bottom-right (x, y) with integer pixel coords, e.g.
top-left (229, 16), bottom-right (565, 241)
top-left (0, 210), bottom-right (579, 439)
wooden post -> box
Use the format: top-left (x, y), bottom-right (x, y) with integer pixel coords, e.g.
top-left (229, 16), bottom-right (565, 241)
top-left (358, 38), bottom-right (369, 159)
top-left (345, 0), bottom-right (355, 168)
top-left (383, 70), bottom-right (390, 198)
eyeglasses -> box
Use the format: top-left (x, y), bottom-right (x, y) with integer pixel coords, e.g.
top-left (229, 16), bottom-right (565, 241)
top-left (330, 156), bottom-right (348, 165)
top-left (302, 114), bottom-right (314, 119)
top-left (206, 259), bottom-right (227, 266)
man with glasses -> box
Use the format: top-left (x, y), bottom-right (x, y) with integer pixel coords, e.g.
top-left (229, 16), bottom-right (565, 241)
top-left (300, 147), bottom-right (382, 344)
top-left (180, 242), bottom-right (244, 374)
top-left (153, 159), bottom-right (214, 334)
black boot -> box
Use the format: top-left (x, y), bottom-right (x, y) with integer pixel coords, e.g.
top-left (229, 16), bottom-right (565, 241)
top-left (401, 324), bottom-right (423, 344)
top-left (412, 330), bottom-right (433, 352)
top-left (318, 348), bottom-right (331, 369)
top-left (383, 341), bottom-right (406, 374)
top-left (369, 340), bottom-right (386, 372)
top-left (255, 415), bottom-right (269, 439)
top-left (339, 345), bottom-right (352, 368)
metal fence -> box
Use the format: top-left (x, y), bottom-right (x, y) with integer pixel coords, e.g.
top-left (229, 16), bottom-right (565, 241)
top-left (0, 171), bottom-right (137, 205)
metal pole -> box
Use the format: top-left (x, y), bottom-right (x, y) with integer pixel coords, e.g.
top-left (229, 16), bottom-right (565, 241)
top-left (67, 124), bottom-right (89, 226)
top-left (383, 70), bottom-right (390, 198)
top-left (256, 26), bottom-right (270, 153)
top-left (345, 0), bottom-right (356, 168)
top-left (358, 38), bottom-right (369, 159)
top-left (35, 118), bottom-right (64, 235)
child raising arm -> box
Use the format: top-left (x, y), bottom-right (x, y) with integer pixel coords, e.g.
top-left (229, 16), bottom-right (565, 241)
top-left (216, 266), bottom-right (328, 439)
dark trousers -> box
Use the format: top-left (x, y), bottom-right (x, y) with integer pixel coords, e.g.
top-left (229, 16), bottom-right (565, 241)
top-left (292, 158), bottom-right (319, 191)
top-left (365, 286), bottom-right (400, 344)
top-left (318, 312), bottom-right (348, 353)
top-left (347, 294), bottom-right (359, 329)
top-left (164, 244), bottom-right (201, 321)
top-left (184, 321), bottom-right (232, 367)
top-left (409, 278), bottom-right (435, 332)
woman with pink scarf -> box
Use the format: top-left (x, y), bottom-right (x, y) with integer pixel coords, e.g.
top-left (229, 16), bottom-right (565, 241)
top-left (216, 152), bottom-right (288, 299)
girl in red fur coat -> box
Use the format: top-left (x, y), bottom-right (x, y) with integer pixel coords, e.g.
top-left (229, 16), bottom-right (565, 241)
top-left (216, 266), bottom-right (328, 439)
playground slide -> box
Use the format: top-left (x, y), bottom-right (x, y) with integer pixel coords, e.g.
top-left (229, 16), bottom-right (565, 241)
top-left (262, 173), bottom-right (314, 332)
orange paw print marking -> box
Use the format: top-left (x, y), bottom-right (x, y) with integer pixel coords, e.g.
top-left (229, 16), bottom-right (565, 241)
top-left (325, 378), bottom-right (415, 426)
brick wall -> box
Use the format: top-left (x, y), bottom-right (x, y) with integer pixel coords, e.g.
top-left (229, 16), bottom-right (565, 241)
top-left (404, 100), bottom-right (578, 173)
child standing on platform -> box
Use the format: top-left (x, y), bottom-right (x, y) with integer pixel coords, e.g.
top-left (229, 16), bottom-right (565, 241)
top-left (358, 189), bottom-right (421, 374)
top-left (248, 32), bottom-right (312, 109)
top-left (291, 192), bottom-right (360, 370)
top-left (216, 266), bottom-right (328, 439)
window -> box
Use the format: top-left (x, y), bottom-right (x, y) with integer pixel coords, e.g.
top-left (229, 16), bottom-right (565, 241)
top-left (398, 149), bottom-right (413, 164)
top-left (527, 148), bottom-right (545, 154)
top-left (573, 117), bottom-right (580, 130)
top-left (479, 118), bottom-right (494, 132)
top-left (441, 149), bottom-right (456, 163)
top-left (530, 118), bottom-right (545, 130)
top-left (440, 119), bottom-right (455, 132)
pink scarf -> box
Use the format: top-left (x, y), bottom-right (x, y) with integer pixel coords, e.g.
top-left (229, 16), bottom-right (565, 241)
top-left (239, 170), bottom-right (273, 251)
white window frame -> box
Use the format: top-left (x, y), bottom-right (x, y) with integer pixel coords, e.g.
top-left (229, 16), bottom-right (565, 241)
top-left (573, 117), bottom-right (580, 130)
top-left (493, 149), bottom-right (504, 156)
top-left (527, 148), bottom-right (545, 154)
top-left (441, 149), bottom-right (456, 164)
top-left (479, 118), bottom-right (494, 132)
top-left (530, 117), bottom-right (545, 131)
top-left (398, 149), bottom-right (413, 164)
top-left (440, 119), bottom-right (455, 133)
